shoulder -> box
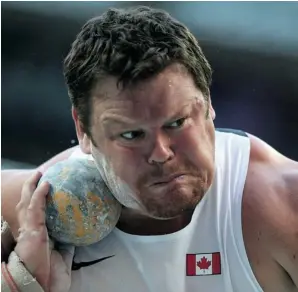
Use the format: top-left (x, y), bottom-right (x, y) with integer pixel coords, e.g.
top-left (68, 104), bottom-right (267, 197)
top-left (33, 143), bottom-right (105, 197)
top-left (243, 133), bottom-right (298, 287)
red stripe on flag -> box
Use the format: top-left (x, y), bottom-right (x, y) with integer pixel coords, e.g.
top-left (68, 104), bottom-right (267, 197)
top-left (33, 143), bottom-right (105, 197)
top-left (212, 252), bottom-right (221, 274)
top-left (186, 254), bottom-right (196, 276)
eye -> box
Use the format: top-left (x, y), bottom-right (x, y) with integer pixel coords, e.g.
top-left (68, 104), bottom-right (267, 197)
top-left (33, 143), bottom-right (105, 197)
top-left (119, 130), bottom-right (144, 141)
top-left (164, 118), bottom-right (186, 129)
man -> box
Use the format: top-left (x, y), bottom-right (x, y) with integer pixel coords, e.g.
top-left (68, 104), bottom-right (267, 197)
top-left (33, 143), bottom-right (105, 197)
top-left (1, 6), bottom-right (298, 292)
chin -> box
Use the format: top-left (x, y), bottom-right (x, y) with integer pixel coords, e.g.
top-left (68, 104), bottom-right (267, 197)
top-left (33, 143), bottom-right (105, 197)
top-left (144, 201), bottom-right (199, 220)
top-left (142, 187), bottom-right (206, 220)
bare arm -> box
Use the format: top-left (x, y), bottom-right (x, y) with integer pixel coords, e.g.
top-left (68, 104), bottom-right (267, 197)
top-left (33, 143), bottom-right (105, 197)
top-left (273, 168), bottom-right (298, 288)
top-left (1, 146), bottom-right (79, 236)
top-left (243, 134), bottom-right (298, 291)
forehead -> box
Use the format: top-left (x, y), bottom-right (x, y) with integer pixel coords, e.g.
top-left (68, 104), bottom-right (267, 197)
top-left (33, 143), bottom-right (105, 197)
top-left (91, 64), bottom-right (204, 125)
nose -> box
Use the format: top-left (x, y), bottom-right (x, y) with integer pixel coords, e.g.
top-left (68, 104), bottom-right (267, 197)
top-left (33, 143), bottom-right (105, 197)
top-left (147, 132), bottom-right (174, 164)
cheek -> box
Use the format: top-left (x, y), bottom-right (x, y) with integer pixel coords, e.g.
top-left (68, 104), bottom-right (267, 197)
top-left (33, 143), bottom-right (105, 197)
top-left (175, 133), bottom-right (199, 161)
top-left (107, 144), bottom-right (143, 184)
top-left (175, 127), bottom-right (213, 166)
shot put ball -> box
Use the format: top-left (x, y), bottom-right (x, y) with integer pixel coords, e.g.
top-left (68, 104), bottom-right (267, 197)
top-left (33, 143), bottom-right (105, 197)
top-left (38, 158), bottom-right (122, 246)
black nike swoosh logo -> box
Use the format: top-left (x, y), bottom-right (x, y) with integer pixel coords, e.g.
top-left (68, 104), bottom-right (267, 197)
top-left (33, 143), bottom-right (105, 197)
top-left (72, 255), bottom-right (115, 271)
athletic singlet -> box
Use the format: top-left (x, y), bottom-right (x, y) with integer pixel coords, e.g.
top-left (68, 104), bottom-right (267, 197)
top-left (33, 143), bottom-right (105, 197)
top-left (67, 129), bottom-right (264, 292)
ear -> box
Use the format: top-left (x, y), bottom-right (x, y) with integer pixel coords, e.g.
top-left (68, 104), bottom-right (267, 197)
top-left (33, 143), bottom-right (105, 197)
top-left (208, 100), bottom-right (216, 120)
top-left (72, 107), bottom-right (91, 154)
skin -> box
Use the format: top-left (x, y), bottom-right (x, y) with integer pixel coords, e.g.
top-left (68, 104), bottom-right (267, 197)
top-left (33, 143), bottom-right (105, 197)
top-left (242, 138), bottom-right (298, 291)
top-left (76, 64), bottom-right (215, 228)
top-left (1, 63), bottom-right (298, 291)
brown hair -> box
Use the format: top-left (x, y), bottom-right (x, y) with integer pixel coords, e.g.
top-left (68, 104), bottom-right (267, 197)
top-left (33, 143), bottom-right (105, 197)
top-left (64, 6), bottom-right (212, 136)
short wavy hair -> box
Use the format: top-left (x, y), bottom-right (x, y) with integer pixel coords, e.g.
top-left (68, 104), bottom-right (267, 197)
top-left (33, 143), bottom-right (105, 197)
top-left (64, 6), bottom-right (212, 136)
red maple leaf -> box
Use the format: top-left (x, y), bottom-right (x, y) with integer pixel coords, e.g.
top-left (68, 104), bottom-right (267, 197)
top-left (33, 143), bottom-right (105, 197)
top-left (197, 257), bottom-right (211, 270)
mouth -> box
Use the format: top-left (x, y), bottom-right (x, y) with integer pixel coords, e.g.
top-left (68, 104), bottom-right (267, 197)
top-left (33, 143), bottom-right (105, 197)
top-left (150, 173), bottom-right (185, 186)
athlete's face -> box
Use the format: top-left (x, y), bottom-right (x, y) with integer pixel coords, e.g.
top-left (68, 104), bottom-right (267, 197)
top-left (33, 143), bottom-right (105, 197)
top-left (74, 64), bottom-right (216, 219)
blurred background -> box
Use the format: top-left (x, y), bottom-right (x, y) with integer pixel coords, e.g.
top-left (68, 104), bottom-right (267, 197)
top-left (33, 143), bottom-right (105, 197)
top-left (2, 1), bottom-right (298, 169)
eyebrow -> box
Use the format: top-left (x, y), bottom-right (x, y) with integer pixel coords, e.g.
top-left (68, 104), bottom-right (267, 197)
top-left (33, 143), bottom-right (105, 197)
top-left (101, 101), bottom-right (195, 128)
top-left (101, 116), bottom-right (137, 126)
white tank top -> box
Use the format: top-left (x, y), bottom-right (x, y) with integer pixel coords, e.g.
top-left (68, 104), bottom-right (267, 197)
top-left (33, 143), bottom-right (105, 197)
top-left (68, 130), bottom-right (263, 292)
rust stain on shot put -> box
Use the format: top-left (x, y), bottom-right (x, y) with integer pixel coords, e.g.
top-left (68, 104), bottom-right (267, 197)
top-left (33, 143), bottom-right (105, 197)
top-left (53, 191), bottom-right (87, 238)
top-left (87, 191), bottom-right (104, 209)
top-left (87, 191), bottom-right (104, 226)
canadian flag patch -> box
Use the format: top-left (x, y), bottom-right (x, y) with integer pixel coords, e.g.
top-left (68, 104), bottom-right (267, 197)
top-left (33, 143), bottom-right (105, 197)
top-left (186, 253), bottom-right (221, 276)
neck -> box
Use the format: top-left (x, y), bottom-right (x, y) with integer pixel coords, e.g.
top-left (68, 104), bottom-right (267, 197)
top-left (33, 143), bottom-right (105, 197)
top-left (116, 208), bottom-right (194, 236)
